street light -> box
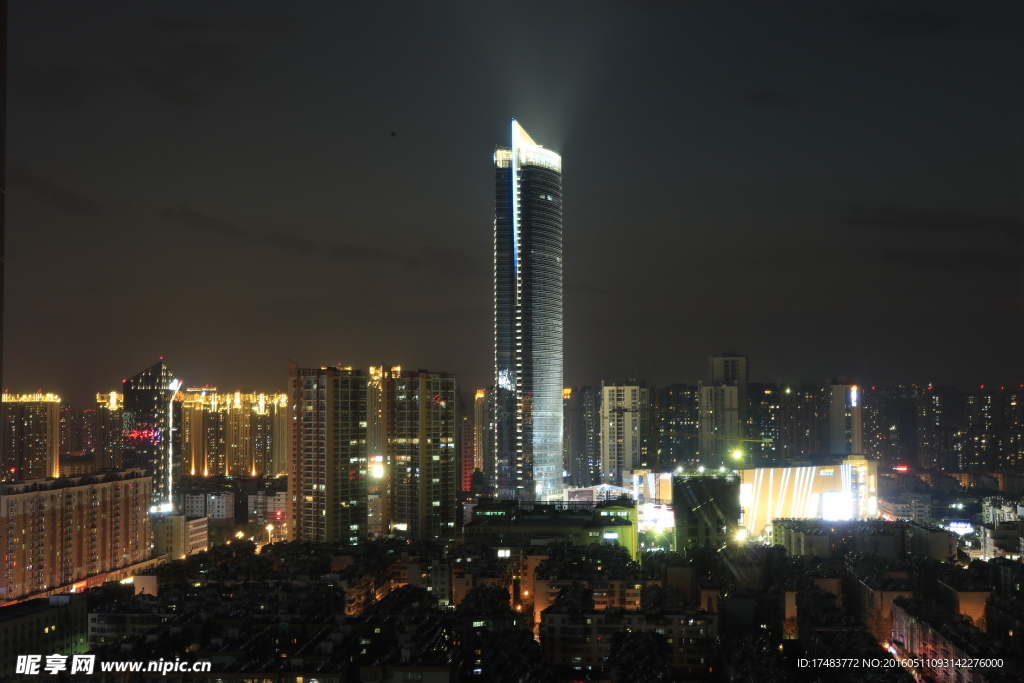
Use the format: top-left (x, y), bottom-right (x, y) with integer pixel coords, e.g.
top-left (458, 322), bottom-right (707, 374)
top-left (732, 450), bottom-right (743, 460)
top-left (266, 524), bottom-right (274, 544)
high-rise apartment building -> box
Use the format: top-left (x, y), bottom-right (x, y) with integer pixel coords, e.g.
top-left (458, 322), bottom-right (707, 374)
top-left (600, 381), bottom-right (650, 486)
top-left (958, 386), bottom-right (1024, 471)
top-left (709, 352), bottom-right (749, 394)
top-left (916, 386), bottom-right (964, 471)
top-left (460, 407), bottom-right (475, 493)
top-left (1, 393), bottom-right (61, 480)
top-left (368, 366), bottom-right (458, 540)
top-left (858, 385), bottom-right (920, 468)
top-left (563, 386), bottom-right (601, 487)
top-left (121, 362), bottom-right (182, 509)
top-left (828, 380), bottom-right (863, 456)
top-left (0, 469), bottom-right (153, 601)
top-left (699, 351), bottom-right (749, 466)
top-left (180, 389), bottom-right (288, 478)
top-left (90, 392), bottom-right (124, 470)
top-left (59, 404), bottom-right (84, 455)
top-left (286, 363), bottom-right (367, 544)
top-left (698, 384), bottom-right (741, 468)
top-left (777, 385), bottom-right (822, 460)
top-left (653, 384), bottom-right (700, 469)
top-left (494, 119), bottom-right (563, 500)
top-left (746, 383), bottom-right (780, 462)
top-left (473, 389), bottom-right (491, 488)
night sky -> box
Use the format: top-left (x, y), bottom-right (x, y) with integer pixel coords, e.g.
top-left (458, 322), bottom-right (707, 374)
top-left (5, 1), bottom-right (1023, 408)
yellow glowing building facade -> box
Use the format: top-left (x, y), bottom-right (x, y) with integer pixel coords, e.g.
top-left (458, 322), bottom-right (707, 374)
top-left (180, 389), bottom-right (288, 477)
top-left (93, 392), bottom-right (124, 470)
top-left (739, 456), bottom-right (877, 537)
top-left (1, 393), bottom-right (62, 480)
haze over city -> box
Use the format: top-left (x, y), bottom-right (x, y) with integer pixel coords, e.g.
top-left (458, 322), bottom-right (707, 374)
top-left (5, 1), bottom-right (1023, 407)
top-left (4, 4), bottom-right (1024, 682)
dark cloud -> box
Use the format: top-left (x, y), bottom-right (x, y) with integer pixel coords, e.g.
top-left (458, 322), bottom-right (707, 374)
top-left (160, 206), bottom-right (244, 235)
top-left (847, 207), bottom-right (1024, 244)
top-left (747, 91), bottom-right (800, 106)
top-left (132, 42), bottom-right (245, 105)
top-left (11, 64), bottom-right (101, 112)
top-left (567, 283), bottom-right (611, 295)
top-left (418, 246), bottom-right (487, 279)
top-left (849, 10), bottom-right (967, 37)
top-left (13, 17), bottom-right (289, 112)
top-left (133, 70), bottom-right (204, 106)
top-left (883, 248), bottom-right (1021, 272)
top-left (9, 166), bottom-right (101, 216)
top-left (263, 232), bottom-right (411, 266)
top-left (145, 17), bottom-right (293, 38)
top-left (161, 206), bottom-right (414, 266)
top-left (127, 16), bottom-right (292, 104)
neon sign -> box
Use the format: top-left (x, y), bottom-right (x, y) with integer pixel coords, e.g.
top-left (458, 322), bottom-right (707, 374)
top-left (126, 429), bottom-right (162, 444)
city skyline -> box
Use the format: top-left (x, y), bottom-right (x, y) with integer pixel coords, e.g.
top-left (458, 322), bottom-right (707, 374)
top-left (5, 1), bottom-right (1024, 407)
top-left (3, 5), bottom-right (1024, 680)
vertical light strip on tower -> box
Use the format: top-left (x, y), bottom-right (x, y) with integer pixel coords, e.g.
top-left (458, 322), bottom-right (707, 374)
top-left (164, 379), bottom-right (181, 511)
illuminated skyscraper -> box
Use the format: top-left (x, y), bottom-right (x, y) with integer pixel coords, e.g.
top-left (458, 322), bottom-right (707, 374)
top-left (494, 119), bottom-right (563, 499)
top-left (121, 362), bottom-right (182, 509)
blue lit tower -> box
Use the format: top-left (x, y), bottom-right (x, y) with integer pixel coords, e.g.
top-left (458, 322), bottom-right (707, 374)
top-left (494, 119), bottom-right (563, 499)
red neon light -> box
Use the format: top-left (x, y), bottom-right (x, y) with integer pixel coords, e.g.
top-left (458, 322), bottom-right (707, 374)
top-left (126, 429), bottom-right (162, 444)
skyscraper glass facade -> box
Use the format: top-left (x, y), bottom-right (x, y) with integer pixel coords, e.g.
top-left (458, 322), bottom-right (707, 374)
top-left (494, 119), bottom-right (563, 499)
top-left (122, 362), bottom-right (180, 508)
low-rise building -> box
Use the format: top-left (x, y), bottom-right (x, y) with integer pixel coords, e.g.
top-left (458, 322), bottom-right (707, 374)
top-left (540, 584), bottom-right (716, 678)
top-left (151, 514), bottom-right (208, 561)
top-left (0, 595), bottom-right (88, 678)
top-left (180, 492), bottom-right (235, 523)
top-left (980, 520), bottom-right (1024, 560)
top-left (247, 490), bottom-right (287, 526)
top-left (878, 493), bottom-right (932, 522)
top-left (891, 596), bottom-right (1013, 683)
top-left (527, 543), bottom-right (658, 631)
top-left (464, 498), bottom-right (638, 559)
